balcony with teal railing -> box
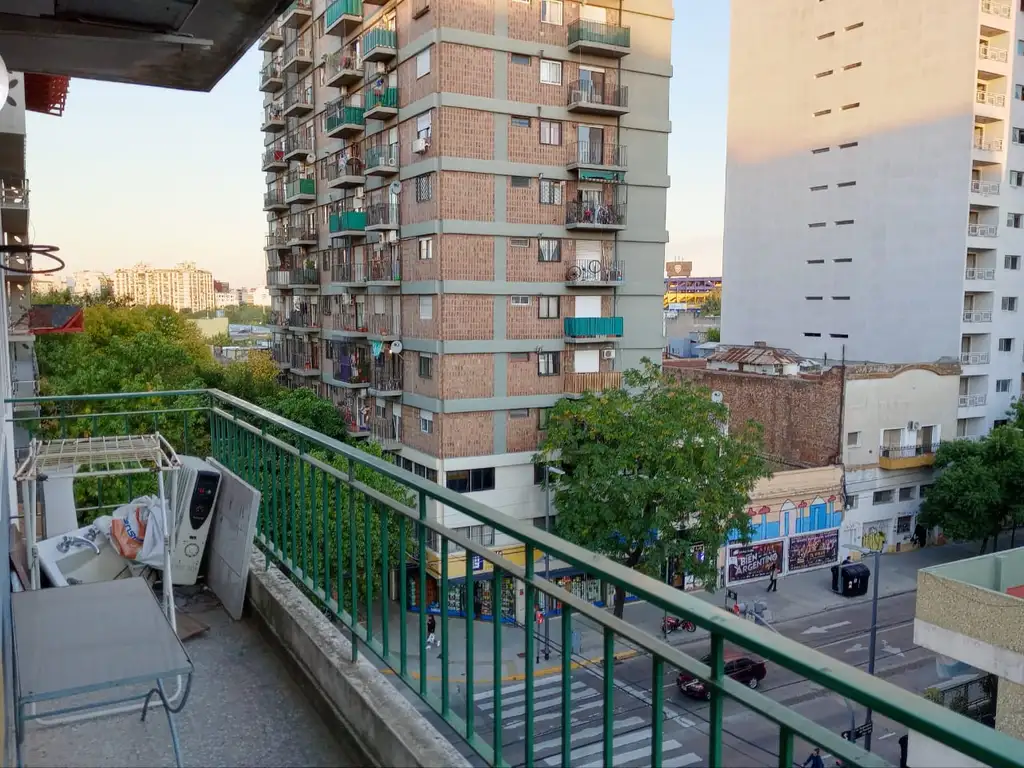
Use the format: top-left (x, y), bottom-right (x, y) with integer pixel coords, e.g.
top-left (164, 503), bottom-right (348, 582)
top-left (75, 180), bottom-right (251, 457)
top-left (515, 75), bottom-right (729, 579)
top-left (325, 0), bottom-right (363, 36)
top-left (325, 99), bottom-right (365, 139)
top-left (567, 18), bottom-right (632, 57)
top-left (281, 0), bottom-right (312, 29)
top-left (284, 175), bottom-right (315, 204)
top-left (329, 207), bottom-right (366, 235)
top-left (364, 85), bottom-right (398, 120)
top-left (6, 389), bottom-right (1023, 768)
top-left (563, 315), bottom-right (623, 341)
top-left (363, 25), bottom-right (397, 62)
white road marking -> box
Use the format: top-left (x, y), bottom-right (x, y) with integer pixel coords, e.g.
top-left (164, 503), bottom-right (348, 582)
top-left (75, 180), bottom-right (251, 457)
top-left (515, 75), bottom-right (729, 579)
top-left (801, 621), bottom-right (851, 635)
top-left (505, 698), bottom-right (604, 730)
top-left (579, 739), bottom-right (683, 767)
top-left (473, 672), bottom-right (561, 701)
top-left (534, 715), bottom-right (646, 756)
top-left (844, 643), bottom-right (866, 654)
top-left (879, 731), bottom-right (896, 740)
top-left (882, 639), bottom-right (905, 658)
top-left (815, 621), bottom-right (913, 650)
top-left (577, 673), bottom-right (695, 729)
top-left (478, 680), bottom-right (585, 711)
top-left (541, 727), bottom-right (652, 766)
top-left (663, 753), bottom-right (703, 768)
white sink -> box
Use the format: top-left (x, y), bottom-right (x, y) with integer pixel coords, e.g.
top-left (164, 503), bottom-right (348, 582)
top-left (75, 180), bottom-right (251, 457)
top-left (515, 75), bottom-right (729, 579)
top-left (36, 525), bottom-right (133, 587)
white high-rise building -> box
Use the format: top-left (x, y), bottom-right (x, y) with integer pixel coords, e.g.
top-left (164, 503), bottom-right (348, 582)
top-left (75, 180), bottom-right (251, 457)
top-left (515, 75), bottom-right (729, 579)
top-left (722, 0), bottom-right (1024, 437)
top-left (113, 261), bottom-right (215, 312)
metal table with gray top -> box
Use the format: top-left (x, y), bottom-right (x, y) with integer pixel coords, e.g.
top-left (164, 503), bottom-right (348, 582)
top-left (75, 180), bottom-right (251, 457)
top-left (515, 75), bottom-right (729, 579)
top-left (12, 577), bottom-right (194, 767)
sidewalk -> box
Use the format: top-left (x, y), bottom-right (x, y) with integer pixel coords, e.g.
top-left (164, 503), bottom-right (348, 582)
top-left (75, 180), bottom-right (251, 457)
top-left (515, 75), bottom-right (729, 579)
top-left (381, 539), bottom-right (988, 684)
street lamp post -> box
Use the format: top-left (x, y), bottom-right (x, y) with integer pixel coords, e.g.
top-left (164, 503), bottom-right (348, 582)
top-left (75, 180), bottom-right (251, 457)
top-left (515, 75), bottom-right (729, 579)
top-left (847, 544), bottom-right (882, 751)
top-left (543, 465), bottom-right (565, 662)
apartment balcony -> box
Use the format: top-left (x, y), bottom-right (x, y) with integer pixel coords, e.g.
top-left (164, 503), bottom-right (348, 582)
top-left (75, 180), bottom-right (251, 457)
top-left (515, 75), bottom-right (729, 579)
top-left (365, 203), bottom-right (399, 231)
top-left (280, 0), bottom-right (312, 29)
top-left (283, 134), bottom-right (314, 163)
top-left (262, 145), bottom-right (288, 172)
top-left (259, 61), bottom-right (283, 92)
top-left (565, 201), bottom-right (627, 231)
top-left (290, 351), bottom-right (321, 376)
top-left (288, 308), bottom-right (320, 331)
top-left (959, 393), bottom-right (988, 409)
top-left (271, 343), bottom-right (290, 367)
top-left (970, 179), bottom-right (1000, 196)
top-left (266, 310), bottom-right (287, 328)
top-left (967, 223), bottom-right (998, 238)
top-left (364, 142), bottom-right (398, 176)
top-left (325, 0), bottom-right (363, 36)
top-left (364, 87), bottom-right (398, 120)
top-left (332, 261), bottom-right (367, 285)
top-left (960, 352), bottom-right (991, 366)
top-left (567, 142), bottom-right (627, 177)
top-left (367, 251), bottom-right (401, 285)
top-left (567, 18), bottom-right (631, 57)
top-left (963, 309), bottom-right (993, 323)
top-left (286, 224), bottom-right (318, 247)
top-left (567, 80), bottom-right (629, 116)
top-left (362, 26), bottom-right (397, 62)
top-left (565, 260), bottom-right (624, 287)
top-left (1, 179), bottom-right (29, 230)
top-left (281, 40), bottom-right (313, 75)
top-left (258, 23), bottom-right (284, 51)
top-left (261, 105), bottom-right (286, 133)
top-left (326, 154), bottom-right (365, 189)
top-left (284, 176), bottom-right (316, 204)
top-left (283, 85), bottom-right (314, 118)
top-left (284, 268), bottom-right (319, 287)
top-left (878, 443), bottom-right (940, 470)
top-left (333, 357), bottom-right (371, 386)
top-left (563, 316), bottom-right (624, 342)
top-left (367, 309), bottom-right (400, 341)
top-left (973, 137), bottom-right (1003, 152)
top-left (263, 189), bottom-right (288, 212)
top-left (329, 209), bottom-right (366, 235)
top-left (368, 358), bottom-right (403, 396)
top-left (974, 91), bottom-right (1006, 123)
top-left (978, 44), bottom-right (1009, 64)
top-left (965, 267), bottom-right (996, 281)
top-left (980, 0), bottom-right (1012, 21)
top-left (325, 49), bottom-right (362, 89)
top-left (265, 230), bottom-right (290, 251)
top-left (332, 308), bottom-right (368, 337)
top-left (266, 269), bottom-right (291, 289)
top-left (325, 100), bottom-right (365, 139)
top-left (564, 370), bottom-right (623, 397)
top-left (370, 416), bottom-right (402, 449)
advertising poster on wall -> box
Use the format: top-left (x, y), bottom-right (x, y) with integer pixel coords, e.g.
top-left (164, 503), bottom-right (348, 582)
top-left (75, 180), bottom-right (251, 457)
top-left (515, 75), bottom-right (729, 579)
top-left (726, 539), bottom-right (784, 585)
top-left (787, 529), bottom-right (840, 573)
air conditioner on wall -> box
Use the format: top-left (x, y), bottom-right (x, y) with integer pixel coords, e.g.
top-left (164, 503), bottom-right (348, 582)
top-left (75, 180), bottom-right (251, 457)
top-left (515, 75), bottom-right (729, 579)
top-left (412, 137), bottom-right (430, 153)
top-left (602, 348), bottom-right (615, 359)
top-left (907, 421), bottom-right (920, 431)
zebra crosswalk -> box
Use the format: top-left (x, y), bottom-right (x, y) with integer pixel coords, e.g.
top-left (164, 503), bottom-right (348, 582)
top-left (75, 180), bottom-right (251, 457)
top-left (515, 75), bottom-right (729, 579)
top-left (472, 673), bottom-right (702, 767)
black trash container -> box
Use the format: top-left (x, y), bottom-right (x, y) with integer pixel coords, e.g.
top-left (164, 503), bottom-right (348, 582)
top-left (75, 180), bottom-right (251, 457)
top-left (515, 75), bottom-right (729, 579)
top-left (831, 562), bottom-right (870, 597)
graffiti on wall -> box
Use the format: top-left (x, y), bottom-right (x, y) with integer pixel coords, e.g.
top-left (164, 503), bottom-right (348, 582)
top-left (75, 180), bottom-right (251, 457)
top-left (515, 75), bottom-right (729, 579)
top-left (861, 522), bottom-right (887, 553)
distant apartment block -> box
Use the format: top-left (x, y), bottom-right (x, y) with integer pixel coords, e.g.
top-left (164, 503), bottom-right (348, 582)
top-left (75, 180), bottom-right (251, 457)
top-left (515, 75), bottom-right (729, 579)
top-left (70, 270), bottom-right (110, 297)
top-left (261, 0), bottom-right (671, 615)
top-left (113, 261), bottom-right (215, 312)
top-left (722, 0), bottom-right (1024, 437)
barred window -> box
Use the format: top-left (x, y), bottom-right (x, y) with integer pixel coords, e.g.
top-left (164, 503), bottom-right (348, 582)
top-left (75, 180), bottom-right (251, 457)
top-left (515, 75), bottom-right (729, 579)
top-left (415, 174), bottom-right (433, 202)
top-left (539, 179), bottom-right (563, 205)
top-left (539, 238), bottom-right (561, 262)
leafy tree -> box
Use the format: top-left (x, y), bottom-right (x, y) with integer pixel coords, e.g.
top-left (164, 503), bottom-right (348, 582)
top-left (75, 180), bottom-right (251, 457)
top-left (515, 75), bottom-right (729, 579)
top-left (918, 429), bottom-right (1024, 554)
top-left (257, 387), bottom-right (348, 443)
top-left (701, 288), bottom-right (721, 316)
top-left (536, 359), bottom-right (770, 617)
top-left (206, 331), bottom-right (233, 347)
top-left (705, 327), bottom-right (721, 342)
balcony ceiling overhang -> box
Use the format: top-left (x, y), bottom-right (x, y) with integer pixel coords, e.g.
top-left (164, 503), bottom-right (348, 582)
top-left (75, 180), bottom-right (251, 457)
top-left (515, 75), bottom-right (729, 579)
top-left (0, 0), bottom-right (290, 92)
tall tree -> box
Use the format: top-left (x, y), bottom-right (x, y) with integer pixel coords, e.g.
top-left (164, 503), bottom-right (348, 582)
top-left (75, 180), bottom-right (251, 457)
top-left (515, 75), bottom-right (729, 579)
top-left (536, 359), bottom-right (770, 617)
top-left (701, 288), bottom-right (721, 316)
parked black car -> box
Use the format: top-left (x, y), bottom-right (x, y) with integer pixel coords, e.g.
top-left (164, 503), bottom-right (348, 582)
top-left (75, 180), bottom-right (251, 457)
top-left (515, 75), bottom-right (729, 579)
top-left (677, 654), bottom-right (767, 700)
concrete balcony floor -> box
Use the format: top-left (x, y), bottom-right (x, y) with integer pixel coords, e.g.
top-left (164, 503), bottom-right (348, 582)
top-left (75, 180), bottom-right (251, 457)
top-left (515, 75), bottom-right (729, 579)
top-left (23, 588), bottom-right (357, 768)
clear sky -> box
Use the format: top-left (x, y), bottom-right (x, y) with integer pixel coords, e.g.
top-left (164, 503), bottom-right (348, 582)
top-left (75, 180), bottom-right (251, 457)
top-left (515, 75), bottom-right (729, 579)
top-left (24, 2), bottom-right (729, 288)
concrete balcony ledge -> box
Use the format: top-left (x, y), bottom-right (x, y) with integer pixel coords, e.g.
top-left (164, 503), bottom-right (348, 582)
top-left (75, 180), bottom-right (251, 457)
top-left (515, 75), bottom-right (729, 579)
top-left (878, 443), bottom-right (939, 470)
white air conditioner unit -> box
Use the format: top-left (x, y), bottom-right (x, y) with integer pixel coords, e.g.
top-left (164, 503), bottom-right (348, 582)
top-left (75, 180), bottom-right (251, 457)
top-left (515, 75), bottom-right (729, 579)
top-left (412, 137), bottom-right (430, 154)
top-left (602, 348), bottom-right (616, 359)
top-left (387, 230), bottom-right (399, 243)
top-left (355, 186), bottom-right (365, 197)
top-left (908, 421), bottom-right (921, 431)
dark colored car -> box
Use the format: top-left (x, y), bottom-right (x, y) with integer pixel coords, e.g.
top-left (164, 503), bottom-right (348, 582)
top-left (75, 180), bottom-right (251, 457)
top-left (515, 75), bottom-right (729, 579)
top-left (677, 654), bottom-right (767, 700)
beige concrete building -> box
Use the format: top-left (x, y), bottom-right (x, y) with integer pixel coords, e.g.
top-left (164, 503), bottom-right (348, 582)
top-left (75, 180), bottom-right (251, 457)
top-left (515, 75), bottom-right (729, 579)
top-left (260, 0), bottom-right (672, 606)
top-left (911, 549), bottom-right (1024, 766)
top-left (70, 270), bottom-right (110, 297)
top-left (113, 261), bottom-right (215, 312)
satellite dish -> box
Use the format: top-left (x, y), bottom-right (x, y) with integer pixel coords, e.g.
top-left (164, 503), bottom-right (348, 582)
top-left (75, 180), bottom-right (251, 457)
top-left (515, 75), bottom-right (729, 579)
top-left (388, 180), bottom-right (402, 195)
top-left (304, 152), bottom-right (316, 164)
top-left (389, 340), bottom-right (403, 354)
top-left (0, 54), bottom-right (9, 114)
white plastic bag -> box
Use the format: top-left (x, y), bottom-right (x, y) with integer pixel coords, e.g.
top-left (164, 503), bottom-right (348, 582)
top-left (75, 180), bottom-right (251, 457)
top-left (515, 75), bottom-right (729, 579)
top-left (95, 495), bottom-right (168, 569)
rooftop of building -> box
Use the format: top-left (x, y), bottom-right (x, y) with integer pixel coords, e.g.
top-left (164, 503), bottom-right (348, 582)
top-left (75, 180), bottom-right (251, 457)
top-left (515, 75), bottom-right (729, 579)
top-left (920, 547), bottom-right (1024, 598)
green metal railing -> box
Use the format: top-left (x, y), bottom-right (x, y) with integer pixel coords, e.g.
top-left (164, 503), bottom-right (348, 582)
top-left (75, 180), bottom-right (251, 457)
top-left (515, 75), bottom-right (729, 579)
top-left (285, 177), bottom-right (315, 198)
top-left (365, 87), bottom-right (398, 112)
top-left (325, 0), bottom-right (362, 28)
top-left (363, 26), bottom-right (396, 55)
top-left (563, 316), bottom-right (624, 338)
top-left (568, 19), bottom-right (631, 49)
top-left (326, 103), bottom-right (364, 133)
top-left (7, 389), bottom-right (1024, 768)
top-left (329, 210), bottom-right (366, 233)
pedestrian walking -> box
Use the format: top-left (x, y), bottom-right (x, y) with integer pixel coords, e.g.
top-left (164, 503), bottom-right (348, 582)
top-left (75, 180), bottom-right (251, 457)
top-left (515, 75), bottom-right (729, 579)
top-left (426, 613), bottom-right (437, 647)
top-left (766, 564), bottom-right (779, 593)
top-left (802, 748), bottom-right (825, 768)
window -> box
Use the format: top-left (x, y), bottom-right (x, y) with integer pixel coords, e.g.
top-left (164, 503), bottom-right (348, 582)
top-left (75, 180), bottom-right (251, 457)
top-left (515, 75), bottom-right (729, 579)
top-left (919, 484), bottom-right (932, 498)
top-left (539, 179), bottom-right (563, 205)
top-left (538, 408), bottom-right (552, 430)
top-left (898, 487), bottom-right (916, 502)
top-left (510, 352), bottom-right (529, 362)
top-left (540, 59), bottom-right (562, 85)
top-left (538, 296), bottom-right (560, 319)
top-left (418, 295), bottom-right (433, 319)
top-left (896, 516), bottom-right (913, 535)
top-left (1019, 39), bottom-right (1024, 56)
top-left (418, 353), bottom-right (433, 378)
top-left (419, 409), bottom-right (434, 434)
top-left (416, 49), bottom-right (431, 78)
top-left (511, 176), bottom-right (531, 188)
top-left (446, 467), bottom-right (495, 493)
top-left (539, 119), bottom-right (562, 145)
top-left (846, 431), bottom-right (861, 447)
top-left (1015, 128), bottom-right (1024, 144)
top-left (538, 238), bottom-right (561, 262)
top-left (511, 295), bottom-right (530, 306)
top-left (996, 378), bottom-right (1012, 393)
top-left (510, 408), bottom-right (529, 419)
top-left (846, 494), bottom-right (858, 509)
top-left (538, 351), bottom-right (560, 376)
top-left (995, 418), bottom-right (1010, 427)
top-left (1009, 213), bottom-right (1024, 229)
top-left (1012, 171), bottom-right (1024, 187)
top-left (510, 238), bottom-right (530, 248)
top-left (418, 237), bottom-right (432, 260)
top-left (1006, 254), bottom-right (1021, 270)
top-left (1000, 338), bottom-right (1014, 352)
top-left (872, 490), bottom-right (894, 505)
top-left (511, 117), bottom-right (531, 128)
top-left (1016, 84), bottom-right (1024, 100)
top-left (540, 0), bottom-right (562, 25)
top-left (533, 464), bottom-right (547, 485)
top-left (416, 112), bottom-right (432, 138)
top-left (1002, 296), bottom-right (1018, 311)
top-left (415, 174), bottom-right (433, 202)
top-left (511, 53), bottom-right (531, 66)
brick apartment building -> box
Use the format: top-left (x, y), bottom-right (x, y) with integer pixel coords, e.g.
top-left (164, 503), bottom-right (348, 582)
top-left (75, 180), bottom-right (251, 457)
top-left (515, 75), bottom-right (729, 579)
top-left (261, 0), bottom-right (671, 617)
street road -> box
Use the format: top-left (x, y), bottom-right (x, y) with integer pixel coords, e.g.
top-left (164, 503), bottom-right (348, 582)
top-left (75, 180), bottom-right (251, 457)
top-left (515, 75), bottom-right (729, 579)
top-left (459, 592), bottom-right (936, 767)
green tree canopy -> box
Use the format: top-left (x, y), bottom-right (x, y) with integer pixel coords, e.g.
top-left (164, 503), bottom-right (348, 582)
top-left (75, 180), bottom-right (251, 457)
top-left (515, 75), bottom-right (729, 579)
top-left (537, 359), bottom-right (770, 616)
top-left (701, 288), bottom-right (721, 316)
